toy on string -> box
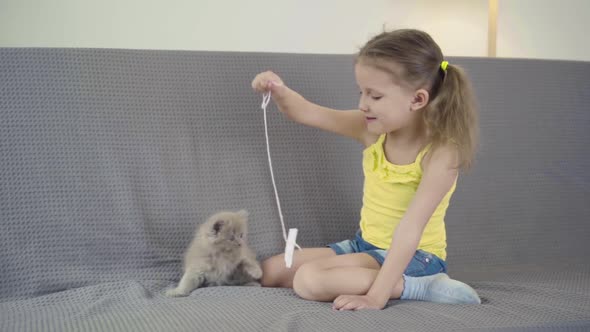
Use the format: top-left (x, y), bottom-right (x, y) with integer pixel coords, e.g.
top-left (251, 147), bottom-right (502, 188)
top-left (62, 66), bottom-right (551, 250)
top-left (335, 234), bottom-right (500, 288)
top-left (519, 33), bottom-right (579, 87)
top-left (261, 91), bottom-right (302, 268)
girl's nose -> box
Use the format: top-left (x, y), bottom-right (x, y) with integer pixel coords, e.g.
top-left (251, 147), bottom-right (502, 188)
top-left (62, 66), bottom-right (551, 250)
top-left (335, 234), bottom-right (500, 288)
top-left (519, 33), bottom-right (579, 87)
top-left (358, 95), bottom-right (369, 113)
top-left (358, 102), bottom-right (368, 113)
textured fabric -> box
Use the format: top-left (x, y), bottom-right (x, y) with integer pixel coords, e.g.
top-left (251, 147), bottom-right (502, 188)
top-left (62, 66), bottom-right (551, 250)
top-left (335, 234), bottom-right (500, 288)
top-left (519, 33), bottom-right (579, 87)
top-left (360, 133), bottom-right (453, 259)
top-left (1, 48), bottom-right (589, 331)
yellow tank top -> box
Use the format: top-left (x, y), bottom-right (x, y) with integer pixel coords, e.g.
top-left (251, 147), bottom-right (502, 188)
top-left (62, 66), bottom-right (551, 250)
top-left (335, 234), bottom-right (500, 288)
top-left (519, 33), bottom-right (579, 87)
top-left (359, 134), bottom-right (456, 260)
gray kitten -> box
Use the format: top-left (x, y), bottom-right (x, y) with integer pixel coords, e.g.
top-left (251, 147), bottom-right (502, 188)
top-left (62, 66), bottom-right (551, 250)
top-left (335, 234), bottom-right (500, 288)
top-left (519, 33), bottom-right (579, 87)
top-left (166, 210), bottom-right (262, 297)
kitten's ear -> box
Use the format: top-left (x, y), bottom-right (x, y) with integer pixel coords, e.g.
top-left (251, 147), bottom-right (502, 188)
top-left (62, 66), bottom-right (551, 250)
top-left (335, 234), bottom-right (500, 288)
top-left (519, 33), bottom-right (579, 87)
top-left (236, 209), bottom-right (249, 219)
top-left (213, 220), bottom-right (224, 234)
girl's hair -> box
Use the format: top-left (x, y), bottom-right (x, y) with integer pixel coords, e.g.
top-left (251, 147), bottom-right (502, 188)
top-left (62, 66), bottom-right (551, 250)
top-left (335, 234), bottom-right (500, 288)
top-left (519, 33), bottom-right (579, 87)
top-left (357, 29), bottom-right (479, 169)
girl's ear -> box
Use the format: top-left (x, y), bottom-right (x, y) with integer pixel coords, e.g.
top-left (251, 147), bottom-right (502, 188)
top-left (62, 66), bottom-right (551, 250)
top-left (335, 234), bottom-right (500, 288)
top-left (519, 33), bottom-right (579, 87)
top-left (410, 89), bottom-right (430, 111)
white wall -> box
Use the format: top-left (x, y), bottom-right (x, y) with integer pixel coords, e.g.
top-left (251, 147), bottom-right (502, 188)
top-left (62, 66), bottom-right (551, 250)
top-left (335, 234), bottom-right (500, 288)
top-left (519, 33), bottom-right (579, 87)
top-left (385, 0), bottom-right (488, 57)
top-left (0, 0), bottom-right (390, 53)
top-left (0, 0), bottom-right (487, 56)
top-left (497, 0), bottom-right (590, 61)
top-left (0, 0), bottom-right (588, 61)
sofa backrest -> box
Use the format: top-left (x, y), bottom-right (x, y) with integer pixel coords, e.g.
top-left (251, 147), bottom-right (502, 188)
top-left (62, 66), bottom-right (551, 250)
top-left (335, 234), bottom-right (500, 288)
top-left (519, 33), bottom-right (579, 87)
top-left (1, 49), bottom-right (588, 300)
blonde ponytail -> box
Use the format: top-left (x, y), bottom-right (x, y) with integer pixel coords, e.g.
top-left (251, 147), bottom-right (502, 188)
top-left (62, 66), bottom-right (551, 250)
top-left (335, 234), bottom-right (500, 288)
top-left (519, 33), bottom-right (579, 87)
top-left (423, 64), bottom-right (479, 169)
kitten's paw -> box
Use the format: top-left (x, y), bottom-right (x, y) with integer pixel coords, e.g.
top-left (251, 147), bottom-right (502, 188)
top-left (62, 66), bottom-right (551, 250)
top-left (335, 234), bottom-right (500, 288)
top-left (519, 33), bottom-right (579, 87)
top-left (246, 265), bottom-right (263, 280)
top-left (165, 288), bottom-right (189, 297)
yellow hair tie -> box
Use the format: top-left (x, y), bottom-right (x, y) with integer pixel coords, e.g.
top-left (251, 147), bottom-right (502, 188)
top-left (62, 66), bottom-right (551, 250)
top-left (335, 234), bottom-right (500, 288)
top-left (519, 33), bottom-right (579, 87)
top-left (440, 60), bottom-right (449, 72)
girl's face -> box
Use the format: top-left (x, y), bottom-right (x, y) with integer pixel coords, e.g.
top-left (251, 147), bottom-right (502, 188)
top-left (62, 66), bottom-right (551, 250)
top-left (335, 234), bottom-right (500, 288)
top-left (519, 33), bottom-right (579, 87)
top-left (354, 61), bottom-right (425, 135)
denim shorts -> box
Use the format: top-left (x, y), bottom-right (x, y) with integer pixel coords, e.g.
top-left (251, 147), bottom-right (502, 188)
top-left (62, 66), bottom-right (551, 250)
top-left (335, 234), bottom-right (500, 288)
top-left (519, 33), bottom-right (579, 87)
top-left (327, 231), bottom-right (447, 277)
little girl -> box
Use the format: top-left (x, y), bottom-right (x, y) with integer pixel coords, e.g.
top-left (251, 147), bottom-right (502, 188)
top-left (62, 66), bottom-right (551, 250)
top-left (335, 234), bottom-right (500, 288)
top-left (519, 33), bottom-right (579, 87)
top-left (252, 29), bottom-right (481, 310)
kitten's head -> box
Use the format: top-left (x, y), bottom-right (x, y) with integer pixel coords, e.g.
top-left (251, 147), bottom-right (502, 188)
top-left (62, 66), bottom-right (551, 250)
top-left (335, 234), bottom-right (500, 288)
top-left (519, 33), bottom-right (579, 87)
top-left (201, 210), bottom-right (249, 248)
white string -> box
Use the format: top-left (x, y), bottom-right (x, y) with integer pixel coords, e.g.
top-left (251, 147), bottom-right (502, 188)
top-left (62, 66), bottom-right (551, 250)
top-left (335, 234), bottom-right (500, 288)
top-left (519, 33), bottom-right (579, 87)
top-left (261, 91), bottom-right (302, 251)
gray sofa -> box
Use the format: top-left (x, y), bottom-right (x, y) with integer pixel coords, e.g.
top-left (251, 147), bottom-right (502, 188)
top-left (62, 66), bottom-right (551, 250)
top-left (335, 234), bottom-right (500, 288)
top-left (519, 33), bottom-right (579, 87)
top-left (1, 48), bottom-right (589, 332)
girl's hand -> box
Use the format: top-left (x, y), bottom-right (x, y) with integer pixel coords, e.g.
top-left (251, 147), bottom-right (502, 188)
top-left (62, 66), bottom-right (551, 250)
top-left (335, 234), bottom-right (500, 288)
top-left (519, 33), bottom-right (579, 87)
top-left (251, 71), bottom-right (287, 98)
top-left (332, 294), bottom-right (387, 311)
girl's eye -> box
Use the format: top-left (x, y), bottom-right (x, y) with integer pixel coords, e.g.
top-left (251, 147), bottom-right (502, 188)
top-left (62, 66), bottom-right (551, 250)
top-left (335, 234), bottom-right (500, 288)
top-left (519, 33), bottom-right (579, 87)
top-left (371, 96), bottom-right (382, 101)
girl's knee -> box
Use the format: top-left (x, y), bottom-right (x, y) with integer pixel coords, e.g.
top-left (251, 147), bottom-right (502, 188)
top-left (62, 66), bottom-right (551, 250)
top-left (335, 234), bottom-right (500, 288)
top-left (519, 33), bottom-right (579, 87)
top-left (292, 263), bottom-right (324, 301)
top-left (260, 255), bottom-right (287, 287)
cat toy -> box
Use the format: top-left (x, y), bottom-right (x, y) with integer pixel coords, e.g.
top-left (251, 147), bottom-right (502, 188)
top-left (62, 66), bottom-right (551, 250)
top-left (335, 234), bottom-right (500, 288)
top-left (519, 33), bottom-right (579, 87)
top-left (261, 91), bottom-right (302, 268)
